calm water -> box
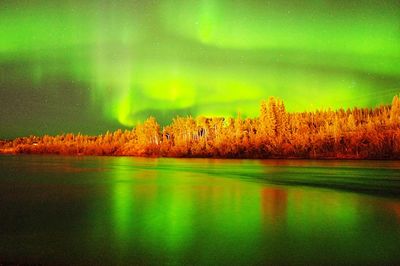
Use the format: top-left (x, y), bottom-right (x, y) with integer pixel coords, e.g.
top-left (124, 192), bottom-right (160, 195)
top-left (1, 155), bottom-right (400, 265)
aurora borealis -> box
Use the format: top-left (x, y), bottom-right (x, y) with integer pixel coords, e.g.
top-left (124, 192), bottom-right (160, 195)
top-left (1, 0), bottom-right (399, 138)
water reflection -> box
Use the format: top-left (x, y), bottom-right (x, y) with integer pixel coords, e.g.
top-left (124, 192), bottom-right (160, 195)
top-left (0, 156), bottom-right (399, 265)
top-left (386, 202), bottom-right (400, 222)
top-left (261, 188), bottom-right (287, 227)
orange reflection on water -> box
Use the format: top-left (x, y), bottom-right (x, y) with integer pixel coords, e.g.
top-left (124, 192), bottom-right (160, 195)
top-left (261, 188), bottom-right (288, 226)
top-left (385, 202), bottom-right (400, 222)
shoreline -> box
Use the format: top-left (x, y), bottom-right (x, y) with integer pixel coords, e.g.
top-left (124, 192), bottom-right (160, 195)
top-left (1, 148), bottom-right (399, 160)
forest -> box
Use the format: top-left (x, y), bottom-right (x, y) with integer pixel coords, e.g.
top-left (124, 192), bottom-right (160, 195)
top-left (1, 95), bottom-right (400, 159)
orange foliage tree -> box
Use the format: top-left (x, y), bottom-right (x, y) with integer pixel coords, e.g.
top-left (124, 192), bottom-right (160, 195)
top-left (1, 95), bottom-right (400, 159)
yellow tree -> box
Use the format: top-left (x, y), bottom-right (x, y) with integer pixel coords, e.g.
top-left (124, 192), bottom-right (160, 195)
top-left (390, 94), bottom-right (400, 125)
top-left (135, 117), bottom-right (161, 155)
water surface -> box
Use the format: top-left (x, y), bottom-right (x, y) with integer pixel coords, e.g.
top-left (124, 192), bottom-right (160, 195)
top-left (0, 155), bottom-right (400, 265)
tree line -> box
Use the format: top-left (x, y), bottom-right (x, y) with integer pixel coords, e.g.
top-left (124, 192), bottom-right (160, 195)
top-left (1, 95), bottom-right (400, 159)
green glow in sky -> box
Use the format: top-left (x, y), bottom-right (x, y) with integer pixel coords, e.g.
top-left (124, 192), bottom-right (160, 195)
top-left (0, 0), bottom-right (399, 137)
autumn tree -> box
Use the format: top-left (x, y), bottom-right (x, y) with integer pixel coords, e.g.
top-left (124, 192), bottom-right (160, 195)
top-left (2, 94), bottom-right (400, 159)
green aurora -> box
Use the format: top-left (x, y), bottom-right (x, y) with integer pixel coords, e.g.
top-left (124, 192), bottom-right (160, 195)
top-left (0, 0), bottom-right (399, 138)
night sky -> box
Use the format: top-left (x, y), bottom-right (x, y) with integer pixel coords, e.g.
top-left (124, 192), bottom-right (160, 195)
top-left (1, 0), bottom-right (399, 138)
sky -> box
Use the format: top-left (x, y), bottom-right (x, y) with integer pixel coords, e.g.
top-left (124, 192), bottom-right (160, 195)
top-left (0, 0), bottom-right (399, 138)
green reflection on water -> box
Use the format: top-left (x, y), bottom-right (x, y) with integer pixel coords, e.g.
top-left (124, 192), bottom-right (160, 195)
top-left (10, 156), bottom-right (395, 265)
top-left (113, 183), bottom-right (134, 240)
top-left (110, 158), bottom-right (196, 255)
top-left (107, 158), bottom-right (400, 264)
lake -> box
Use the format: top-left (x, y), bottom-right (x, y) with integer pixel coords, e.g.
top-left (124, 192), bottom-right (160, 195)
top-left (0, 155), bottom-right (400, 265)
